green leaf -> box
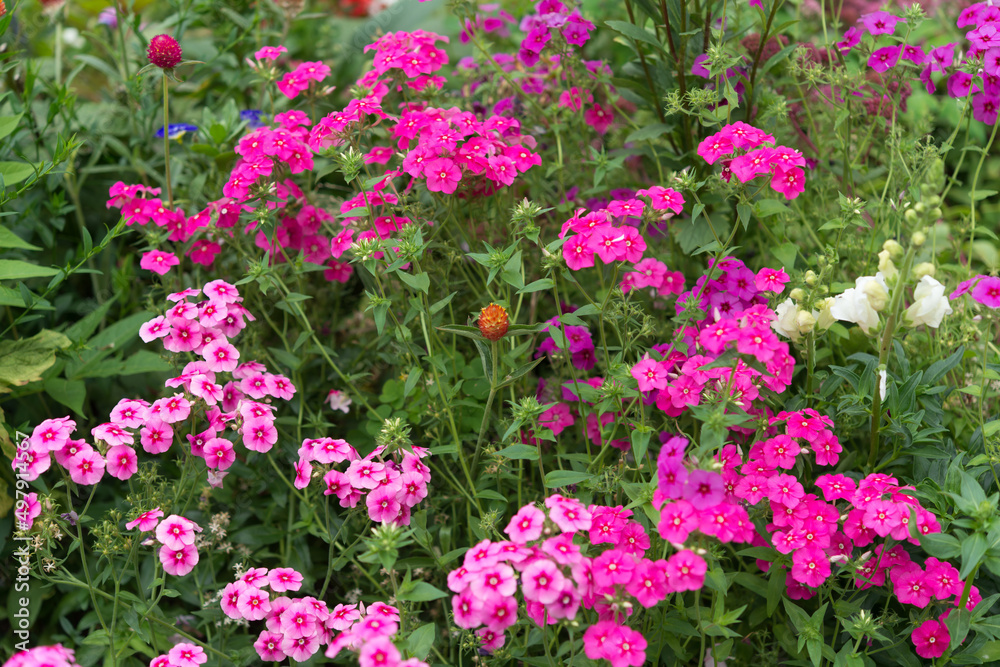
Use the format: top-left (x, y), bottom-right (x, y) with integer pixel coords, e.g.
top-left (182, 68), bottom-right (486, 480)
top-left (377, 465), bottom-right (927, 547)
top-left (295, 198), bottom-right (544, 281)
top-left (919, 532), bottom-right (962, 559)
top-left (605, 20), bottom-right (666, 53)
top-left (737, 203), bottom-right (752, 230)
top-left (43, 379), bottom-right (87, 416)
top-left (0, 161), bottom-right (37, 187)
top-left (0, 114), bottom-right (22, 142)
top-left (406, 623), bottom-right (437, 660)
top-left (437, 324), bottom-right (486, 342)
top-left (494, 444), bottom-right (540, 460)
top-left (403, 367), bottom-right (423, 398)
top-left (756, 199), bottom-right (792, 218)
top-left (960, 533), bottom-right (988, 579)
top-left (0, 259), bottom-right (60, 281)
top-left (497, 357), bottom-right (544, 389)
top-left (397, 581), bottom-right (448, 602)
top-left (0, 225), bottom-right (40, 250)
top-left (630, 427), bottom-right (652, 464)
top-left (397, 271), bottom-right (430, 294)
top-left (0, 285), bottom-right (51, 309)
top-left (924, 346), bottom-right (964, 384)
top-left (626, 123), bottom-right (672, 143)
top-left (517, 278), bottom-right (554, 294)
top-left (544, 470), bottom-right (593, 488)
top-left (771, 242), bottom-right (798, 270)
top-left (0, 330), bottom-right (71, 387)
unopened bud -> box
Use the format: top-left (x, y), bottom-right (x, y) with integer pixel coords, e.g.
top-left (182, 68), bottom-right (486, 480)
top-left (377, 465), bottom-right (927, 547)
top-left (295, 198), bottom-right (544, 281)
top-left (912, 262), bottom-right (935, 279)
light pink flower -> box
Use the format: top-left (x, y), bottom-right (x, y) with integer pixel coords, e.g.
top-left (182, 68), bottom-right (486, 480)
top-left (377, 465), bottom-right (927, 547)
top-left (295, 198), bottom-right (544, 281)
top-left (140, 250), bottom-right (180, 275)
top-left (160, 543), bottom-right (199, 576)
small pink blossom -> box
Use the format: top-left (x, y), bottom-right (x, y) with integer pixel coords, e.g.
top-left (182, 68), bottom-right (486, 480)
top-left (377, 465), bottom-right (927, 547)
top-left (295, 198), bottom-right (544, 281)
top-left (140, 250), bottom-right (180, 275)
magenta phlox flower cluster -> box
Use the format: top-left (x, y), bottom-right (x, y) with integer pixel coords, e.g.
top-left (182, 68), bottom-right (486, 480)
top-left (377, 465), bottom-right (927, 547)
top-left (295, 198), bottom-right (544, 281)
top-left (514, 0), bottom-right (596, 67)
top-left (839, 4), bottom-right (1000, 125)
top-left (277, 60), bottom-right (331, 99)
top-left (448, 494), bottom-right (701, 665)
top-left (535, 312), bottom-right (598, 371)
top-left (558, 187), bottom-right (683, 272)
top-left (291, 440), bottom-right (432, 526)
top-left (652, 414), bottom-right (977, 656)
top-left (950, 274), bottom-right (1000, 308)
top-left (634, 258), bottom-right (795, 419)
top-left (456, 2), bottom-right (614, 134)
top-left (220, 572), bottom-right (420, 667)
top-left (107, 181), bottom-right (216, 274)
top-left (697, 122), bottom-right (806, 199)
top-left (3, 644), bottom-right (81, 667)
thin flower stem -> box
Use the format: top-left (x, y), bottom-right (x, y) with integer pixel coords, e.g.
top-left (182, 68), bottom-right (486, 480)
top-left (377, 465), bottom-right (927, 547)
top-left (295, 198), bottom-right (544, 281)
top-left (162, 74), bottom-right (174, 207)
top-left (867, 245), bottom-right (915, 469)
top-left (966, 117), bottom-right (1000, 270)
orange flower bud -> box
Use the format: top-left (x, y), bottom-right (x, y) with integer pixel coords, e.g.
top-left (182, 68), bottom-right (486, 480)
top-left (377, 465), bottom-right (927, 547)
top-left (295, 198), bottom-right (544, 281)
top-left (477, 303), bottom-right (509, 341)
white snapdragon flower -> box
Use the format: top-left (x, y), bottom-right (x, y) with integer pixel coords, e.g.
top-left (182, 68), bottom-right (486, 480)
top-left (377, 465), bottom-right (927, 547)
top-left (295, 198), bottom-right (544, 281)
top-left (830, 273), bottom-right (889, 334)
top-left (904, 275), bottom-right (952, 328)
top-left (772, 299), bottom-right (801, 340)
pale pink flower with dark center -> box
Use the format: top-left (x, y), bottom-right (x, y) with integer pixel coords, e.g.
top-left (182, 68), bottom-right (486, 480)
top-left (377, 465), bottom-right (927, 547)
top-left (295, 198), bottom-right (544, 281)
top-left (203, 279), bottom-right (241, 304)
top-left (205, 438), bottom-right (236, 470)
top-left (160, 543), bottom-right (199, 576)
top-left (268, 567), bottom-right (303, 592)
top-left (140, 418), bottom-right (174, 454)
top-left (105, 445), bottom-right (138, 480)
top-left (68, 450), bottom-right (106, 485)
top-left (168, 643), bottom-right (206, 667)
top-left (126, 507), bottom-right (163, 532)
top-left (156, 515), bottom-right (201, 550)
top-left (203, 340), bottom-right (240, 372)
top-left (236, 586), bottom-right (271, 621)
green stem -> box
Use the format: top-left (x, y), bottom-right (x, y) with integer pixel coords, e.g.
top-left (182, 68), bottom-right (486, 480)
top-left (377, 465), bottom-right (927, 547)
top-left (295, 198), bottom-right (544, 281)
top-left (867, 245), bottom-right (915, 469)
top-left (162, 74), bottom-right (174, 207)
top-left (967, 117), bottom-right (1000, 270)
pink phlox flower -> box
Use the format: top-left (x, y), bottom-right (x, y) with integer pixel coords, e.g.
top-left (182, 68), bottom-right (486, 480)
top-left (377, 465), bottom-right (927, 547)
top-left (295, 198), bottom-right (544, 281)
top-left (911, 619), bottom-right (950, 659)
top-left (861, 11), bottom-right (902, 36)
top-left (837, 26), bottom-right (862, 51)
top-left (520, 558), bottom-right (566, 604)
top-left (156, 514), bottom-right (202, 550)
top-left (755, 267), bottom-right (789, 293)
top-left (665, 549), bottom-right (706, 591)
top-left (790, 545), bottom-right (831, 588)
top-left (544, 494), bottom-right (592, 532)
top-left (971, 275), bottom-right (1000, 307)
top-left (696, 132), bottom-right (734, 165)
top-left (140, 249), bottom-right (179, 275)
top-left (126, 507), bottom-right (164, 532)
top-left (202, 339), bottom-right (240, 372)
top-left (637, 185), bottom-right (684, 213)
top-left (505, 503), bottom-right (545, 543)
top-left (769, 166), bottom-right (806, 199)
top-left (255, 45), bottom-right (288, 61)
top-left (160, 542), bottom-right (199, 576)
top-left (105, 444), bottom-right (138, 480)
top-left (891, 562), bottom-right (931, 608)
top-left (657, 499), bottom-right (698, 543)
top-left (68, 449), bottom-right (106, 485)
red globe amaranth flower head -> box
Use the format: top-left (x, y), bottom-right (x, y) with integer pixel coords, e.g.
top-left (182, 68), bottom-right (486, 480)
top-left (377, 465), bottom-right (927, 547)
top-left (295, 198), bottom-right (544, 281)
top-left (478, 303), bottom-right (509, 341)
top-left (148, 34), bottom-right (183, 70)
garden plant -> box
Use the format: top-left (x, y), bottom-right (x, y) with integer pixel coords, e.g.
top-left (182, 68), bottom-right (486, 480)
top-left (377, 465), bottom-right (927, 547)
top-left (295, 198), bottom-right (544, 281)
top-left (3, 0), bottom-right (1000, 665)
